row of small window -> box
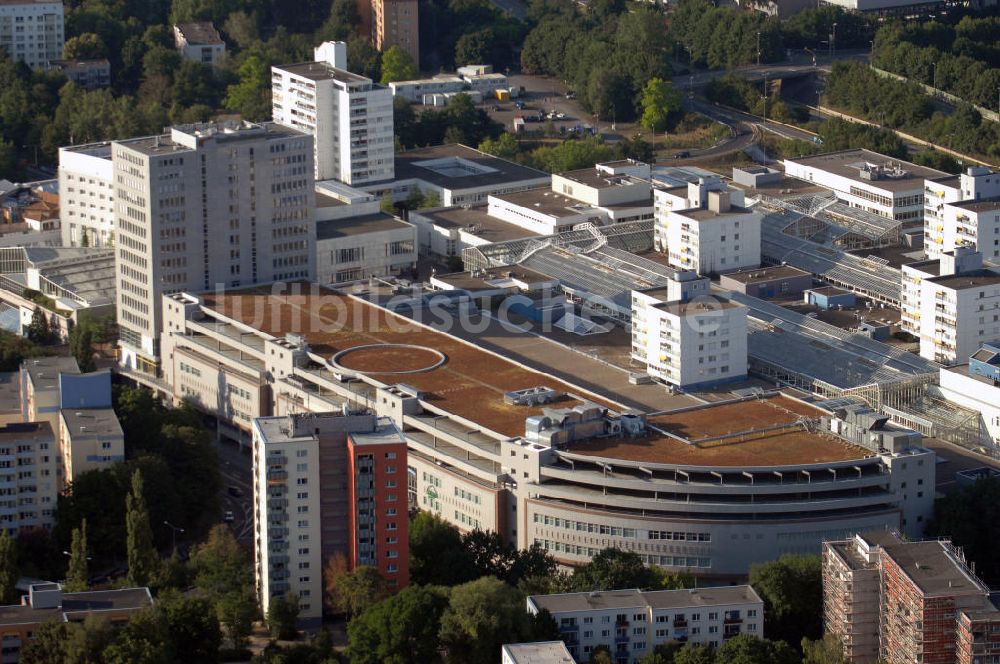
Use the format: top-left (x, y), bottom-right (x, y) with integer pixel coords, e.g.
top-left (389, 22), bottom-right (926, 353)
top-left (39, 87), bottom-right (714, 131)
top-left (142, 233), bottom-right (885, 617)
top-left (178, 361), bottom-right (202, 377)
top-left (455, 511), bottom-right (481, 529)
top-left (533, 514), bottom-right (711, 544)
top-left (642, 554), bottom-right (712, 569)
top-left (422, 471), bottom-right (441, 488)
top-left (454, 487), bottom-right (481, 505)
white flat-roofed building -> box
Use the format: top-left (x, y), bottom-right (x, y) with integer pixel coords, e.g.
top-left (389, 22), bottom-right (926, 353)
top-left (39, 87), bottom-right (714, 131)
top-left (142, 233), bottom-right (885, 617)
top-left (408, 205), bottom-right (540, 257)
top-left (272, 46), bottom-right (393, 185)
top-left (527, 586), bottom-right (764, 663)
top-left (382, 144), bottom-right (550, 208)
top-left (173, 22), bottom-right (225, 67)
top-left (315, 212), bottom-right (416, 284)
top-left (901, 248), bottom-right (1000, 364)
top-left (502, 641), bottom-right (575, 664)
top-left (112, 121), bottom-right (315, 377)
top-left (0, 0), bottom-right (63, 70)
top-left (660, 190), bottom-right (761, 275)
top-left (389, 75), bottom-right (465, 103)
top-left (923, 167), bottom-right (1000, 259)
top-left (0, 421), bottom-right (57, 533)
top-left (937, 363), bottom-right (1000, 446)
top-left (631, 278), bottom-right (748, 389)
top-left (58, 407), bottom-right (123, 486)
top-left (784, 150), bottom-right (947, 223)
top-left (58, 142), bottom-right (114, 248)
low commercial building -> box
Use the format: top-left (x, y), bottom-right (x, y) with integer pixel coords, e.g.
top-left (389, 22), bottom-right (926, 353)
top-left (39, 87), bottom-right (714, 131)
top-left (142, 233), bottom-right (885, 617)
top-left (315, 213), bottom-right (416, 284)
top-left (252, 411), bottom-right (408, 625)
top-left (48, 59), bottom-right (110, 89)
top-left (784, 150), bottom-right (947, 223)
top-left (805, 286), bottom-right (856, 310)
top-left (527, 586), bottom-right (764, 663)
top-left (159, 288), bottom-right (937, 581)
top-left (173, 22), bottom-right (225, 67)
top-left (0, 246), bottom-right (116, 341)
top-left (719, 265), bottom-right (812, 298)
top-left (0, 583), bottom-right (153, 662)
top-left (408, 205), bottom-right (539, 258)
top-left (923, 167), bottom-right (1000, 259)
top-left (382, 144), bottom-right (550, 208)
top-left (823, 531), bottom-right (1000, 664)
top-left (502, 642), bottom-right (574, 664)
top-left (389, 75), bottom-right (465, 103)
top-left (659, 190), bottom-right (761, 275)
top-left (900, 248), bottom-right (1000, 364)
top-left (630, 276), bottom-right (748, 389)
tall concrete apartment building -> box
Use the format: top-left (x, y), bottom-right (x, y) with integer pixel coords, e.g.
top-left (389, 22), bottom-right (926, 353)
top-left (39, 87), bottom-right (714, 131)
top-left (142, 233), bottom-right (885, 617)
top-left (112, 121), bottom-right (315, 375)
top-left (58, 142), bottom-right (114, 248)
top-left (364, 0), bottom-right (419, 69)
top-left (924, 167), bottom-right (1000, 259)
top-left (272, 43), bottom-right (394, 185)
top-left (0, 0), bottom-right (63, 70)
top-left (252, 411), bottom-right (408, 624)
top-left (823, 531), bottom-right (1000, 664)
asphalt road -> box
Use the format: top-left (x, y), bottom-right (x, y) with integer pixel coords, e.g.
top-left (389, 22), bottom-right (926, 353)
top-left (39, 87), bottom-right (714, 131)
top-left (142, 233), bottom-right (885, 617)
top-left (215, 438), bottom-right (254, 544)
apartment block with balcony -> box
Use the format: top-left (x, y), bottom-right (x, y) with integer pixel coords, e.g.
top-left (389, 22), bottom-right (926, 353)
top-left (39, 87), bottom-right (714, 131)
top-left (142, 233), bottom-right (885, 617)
top-left (112, 121), bottom-right (315, 377)
top-left (272, 43), bottom-right (394, 185)
top-left (58, 142), bottom-right (114, 248)
top-left (0, 421), bottom-right (56, 535)
top-left (0, 0), bottom-right (63, 70)
top-left (935, 197), bottom-right (1000, 263)
top-left (173, 22), bottom-right (225, 68)
top-left (252, 410), bottom-right (407, 625)
top-left (901, 248), bottom-right (1000, 364)
top-left (527, 586), bottom-right (763, 663)
top-left (631, 275), bottom-right (748, 389)
top-left (826, 531), bottom-right (1000, 664)
top-left (924, 167), bottom-right (1000, 259)
top-left (656, 189), bottom-right (761, 276)
top-left (370, 0), bottom-right (419, 69)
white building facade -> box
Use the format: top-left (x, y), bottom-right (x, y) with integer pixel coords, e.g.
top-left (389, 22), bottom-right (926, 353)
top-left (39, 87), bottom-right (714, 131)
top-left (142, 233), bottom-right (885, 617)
top-left (631, 283), bottom-right (748, 390)
top-left (58, 143), bottom-right (114, 248)
top-left (527, 586), bottom-right (764, 663)
top-left (924, 167), bottom-right (1000, 259)
top-left (113, 121), bottom-right (315, 376)
top-left (271, 45), bottom-right (394, 185)
top-left (659, 191), bottom-right (760, 276)
top-left (0, 0), bottom-right (63, 70)
top-left (315, 213), bottom-right (417, 284)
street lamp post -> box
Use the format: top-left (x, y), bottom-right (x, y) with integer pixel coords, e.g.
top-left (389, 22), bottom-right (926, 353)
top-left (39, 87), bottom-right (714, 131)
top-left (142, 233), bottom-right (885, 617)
top-left (164, 520), bottom-right (185, 553)
top-left (830, 22), bottom-right (837, 58)
top-left (756, 31), bottom-right (761, 67)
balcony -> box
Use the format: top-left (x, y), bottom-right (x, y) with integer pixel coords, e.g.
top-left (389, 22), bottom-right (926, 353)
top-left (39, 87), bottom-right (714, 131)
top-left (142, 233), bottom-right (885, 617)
top-left (673, 620), bottom-right (688, 628)
top-left (614, 634), bottom-right (630, 644)
top-left (267, 470), bottom-right (288, 482)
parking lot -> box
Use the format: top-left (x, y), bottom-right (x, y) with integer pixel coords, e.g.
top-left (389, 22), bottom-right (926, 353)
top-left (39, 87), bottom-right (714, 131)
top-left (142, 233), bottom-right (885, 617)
top-left (478, 74), bottom-right (639, 139)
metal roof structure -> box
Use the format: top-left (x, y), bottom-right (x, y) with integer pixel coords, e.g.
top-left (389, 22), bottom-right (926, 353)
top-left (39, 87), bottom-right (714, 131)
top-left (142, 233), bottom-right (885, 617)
top-left (757, 208), bottom-right (902, 305)
top-left (728, 291), bottom-right (940, 394)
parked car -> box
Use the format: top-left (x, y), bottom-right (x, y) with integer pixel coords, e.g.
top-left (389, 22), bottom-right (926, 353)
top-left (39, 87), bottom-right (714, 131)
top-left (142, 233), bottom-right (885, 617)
top-left (514, 100), bottom-right (525, 110)
top-left (565, 91), bottom-right (576, 99)
top-left (674, 151), bottom-right (690, 159)
top-left (223, 510), bottom-right (235, 523)
top-left (227, 485), bottom-right (243, 498)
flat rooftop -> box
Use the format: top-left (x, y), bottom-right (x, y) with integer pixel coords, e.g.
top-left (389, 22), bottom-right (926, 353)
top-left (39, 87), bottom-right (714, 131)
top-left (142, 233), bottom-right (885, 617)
top-left (950, 197), bottom-right (1000, 213)
top-left (275, 61), bottom-right (371, 84)
top-left (394, 144), bottom-right (548, 191)
top-left (881, 539), bottom-right (989, 598)
top-left (174, 22), bottom-right (223, 45)
top-left (417, 205), bottom-right (539, 243)
top-left (23, 356), bottom-right (80, 391)
top-left (118, 122), bottom-right (304, 156)
top-left (653, 296), bottom-right (743, 316)
top-left (679, 206), bottom-right (753, 221)
top-left (0, 421), bottom-right (53, 443)
top-left (557, 167), bottom-right (648, 190)
top-left (433, 267), bottom-right (554, 291)
top-left (60, 408), bottom-right (123, 437)
top-left (786, 149), bottom-right (948, 193)
top-left (529, 585), bottom-right (761, 614)
top-left (722, 265), bottom-right (811, 284)
top-left (570, 395), bottom-right (871, 467)
top-left (928, 269), bottom-right (1000, 290)
top-left (503, 642), bottom-right (574, 664)
top-left (0, 587), bottom-right (152, 626)
top-left (315, 213), bottom-right (411, 240)
top-left (349, 418), bottom-right (405, 447)
top-left (202, 288), bottom-right (619, 438)
top-left (492, 188), bottom-right (597, 218)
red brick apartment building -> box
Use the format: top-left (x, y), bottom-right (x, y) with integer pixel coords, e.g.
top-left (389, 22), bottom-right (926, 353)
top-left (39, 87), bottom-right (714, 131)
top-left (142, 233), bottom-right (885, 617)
top-left (347, 426), bottom-right (409, 589)
top-left (824, 531), bottom-right (1000, 664)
